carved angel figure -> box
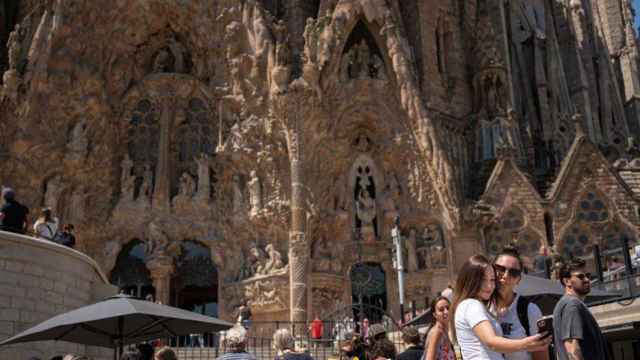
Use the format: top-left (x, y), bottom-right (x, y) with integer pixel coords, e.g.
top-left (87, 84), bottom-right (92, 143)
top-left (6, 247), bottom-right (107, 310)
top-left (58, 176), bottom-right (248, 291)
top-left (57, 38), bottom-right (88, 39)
top-left (264, 243), bottom-right (285, 273)
top-left (356, 189), bottom-right (376, 226)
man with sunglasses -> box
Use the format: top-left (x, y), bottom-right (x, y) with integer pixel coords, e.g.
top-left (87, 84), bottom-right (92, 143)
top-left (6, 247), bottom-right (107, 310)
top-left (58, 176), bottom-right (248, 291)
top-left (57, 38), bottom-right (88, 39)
top-left (553, 258), bottom-right (610, 360)
top-left (492, 247), bottom-right (549, 360)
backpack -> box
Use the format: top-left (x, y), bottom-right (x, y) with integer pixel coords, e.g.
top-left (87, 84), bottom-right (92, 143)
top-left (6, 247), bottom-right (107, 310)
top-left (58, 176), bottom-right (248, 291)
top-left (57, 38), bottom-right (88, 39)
top-left (516, 296), bottom-right (531, 336)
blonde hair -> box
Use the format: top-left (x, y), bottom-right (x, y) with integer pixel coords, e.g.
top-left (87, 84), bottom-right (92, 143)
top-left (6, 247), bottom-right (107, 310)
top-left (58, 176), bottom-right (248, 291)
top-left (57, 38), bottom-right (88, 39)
top-left (154, 346), bottom-right (177, 360)
top-left (272, 328), bottom-right (296, 353)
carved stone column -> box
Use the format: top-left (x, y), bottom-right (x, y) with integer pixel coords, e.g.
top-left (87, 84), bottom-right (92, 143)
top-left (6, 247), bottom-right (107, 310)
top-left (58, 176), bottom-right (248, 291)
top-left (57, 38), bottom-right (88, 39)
top-left (153, 96), bottom-right (174, 210)
top-left (147, 257), bottom-right (174, 305)
top-left (271, 83), bottom-right (311, 325)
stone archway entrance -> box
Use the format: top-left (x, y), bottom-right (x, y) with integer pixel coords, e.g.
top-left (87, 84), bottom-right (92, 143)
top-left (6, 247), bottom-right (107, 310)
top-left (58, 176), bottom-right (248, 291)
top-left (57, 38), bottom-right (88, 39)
top-left (170, 240), bottom-right (219, 317)
top-left (110, 239), bottom-right (155, 300)
top-left (350, 262), bottom-right (387, 322)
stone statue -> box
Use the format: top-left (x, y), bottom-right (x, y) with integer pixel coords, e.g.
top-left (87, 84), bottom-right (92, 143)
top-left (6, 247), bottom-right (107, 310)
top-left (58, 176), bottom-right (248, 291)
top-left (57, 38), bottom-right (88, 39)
top-left (144, 222), bottom-right (169, 260)
top-left (120, 154), bottom-right (135, 200)
top-left (152, 49), bottom-right (171, 73)
top-left (195, 153), bottom-right (211, 199)
top-left (7, 25), bottom-right (21, 70)
top-left (44, 175), bottom-right (63, 213)
top-left (371, 55), bottom-right (385, 80)
top-left (356, 188), bottom-right (376, 242)
top-left (248, 170), bottom-right (262, 217)
top-left (249, 245), bottom-right (267, 276)
top-left (177, 172), bottom-right (195, 198)
top-left (303, 17), bottom-right (318, 64)
top-left (139, 164), bottom-right (154, 201)
top-left (232, 174), bottom-right (245, 214)
top-left (67, 119), bottom-right (89, 159)
top-left (312, 236), bottom-right (332, 272)
top-left (356, 40), bottom-right (371, 78)
top-left (273, 20), bottom-right (289, 67)
top-left (264, 243), bottom-right (285, 273)
top-left (406, 228), bottom-right (419, 272)
top-left (521, 0), bottom-right (546, 41)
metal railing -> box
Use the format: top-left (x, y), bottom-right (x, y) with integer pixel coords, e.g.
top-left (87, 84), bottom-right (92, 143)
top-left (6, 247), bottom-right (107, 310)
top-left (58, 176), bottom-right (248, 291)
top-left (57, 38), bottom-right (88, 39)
top-left (164, 320), bottom-right (409, 360)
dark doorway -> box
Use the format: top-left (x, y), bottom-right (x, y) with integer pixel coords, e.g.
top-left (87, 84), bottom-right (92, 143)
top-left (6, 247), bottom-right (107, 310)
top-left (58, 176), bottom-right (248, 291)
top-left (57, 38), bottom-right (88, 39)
top-left (350, 262), bottom-right (387, 323)
top-left (110, 239), bottom-right (155, 299)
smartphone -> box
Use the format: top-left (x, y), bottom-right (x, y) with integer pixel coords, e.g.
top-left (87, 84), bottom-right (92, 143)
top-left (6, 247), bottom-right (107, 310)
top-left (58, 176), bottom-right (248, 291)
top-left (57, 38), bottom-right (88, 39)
top-left (537, 315), bottom-right (553, 338)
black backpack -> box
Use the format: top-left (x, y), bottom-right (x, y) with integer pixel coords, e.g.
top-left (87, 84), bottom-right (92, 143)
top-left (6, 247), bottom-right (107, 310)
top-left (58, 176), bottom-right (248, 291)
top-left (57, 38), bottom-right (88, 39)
top-left (517, 296), bottom-right (532, 336)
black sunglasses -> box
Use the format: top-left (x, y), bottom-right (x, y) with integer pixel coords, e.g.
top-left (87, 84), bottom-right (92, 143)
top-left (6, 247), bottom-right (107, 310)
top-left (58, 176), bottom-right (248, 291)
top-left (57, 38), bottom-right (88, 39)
top-left (572, 272), bottom-right (592, 281)
top-left (493, 264), bottom-right (522, 278)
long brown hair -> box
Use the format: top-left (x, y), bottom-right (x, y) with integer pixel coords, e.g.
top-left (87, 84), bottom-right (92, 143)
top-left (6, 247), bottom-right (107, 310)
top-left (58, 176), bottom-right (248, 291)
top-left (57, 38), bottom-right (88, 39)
top-left (450, 254), bottom-right (495, 342)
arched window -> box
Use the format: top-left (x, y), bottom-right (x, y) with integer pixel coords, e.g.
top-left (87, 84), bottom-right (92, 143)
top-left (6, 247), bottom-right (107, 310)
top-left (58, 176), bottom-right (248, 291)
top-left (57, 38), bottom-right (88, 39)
top-left (174, 98), bottom-right (214, 195)
top-left (128, 99), bottom-right (160, 177)
top-left (110, 239), bottom-right (154, 299)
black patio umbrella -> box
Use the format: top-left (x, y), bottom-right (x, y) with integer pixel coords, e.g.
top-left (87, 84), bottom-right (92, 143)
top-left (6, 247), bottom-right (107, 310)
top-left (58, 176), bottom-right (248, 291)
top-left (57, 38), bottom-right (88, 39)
top-left (0, 294), bottom-right (233, 359)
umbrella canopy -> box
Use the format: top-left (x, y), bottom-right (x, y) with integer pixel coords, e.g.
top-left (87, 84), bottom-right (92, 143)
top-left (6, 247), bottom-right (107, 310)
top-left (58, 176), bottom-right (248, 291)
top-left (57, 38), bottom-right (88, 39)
top-left (0, 294), bottom-right (233, 348)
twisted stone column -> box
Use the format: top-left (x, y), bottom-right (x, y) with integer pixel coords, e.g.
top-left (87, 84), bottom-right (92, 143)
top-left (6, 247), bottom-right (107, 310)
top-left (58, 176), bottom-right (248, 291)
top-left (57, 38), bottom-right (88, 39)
top-left (147, 256), bottom-right (174, 305)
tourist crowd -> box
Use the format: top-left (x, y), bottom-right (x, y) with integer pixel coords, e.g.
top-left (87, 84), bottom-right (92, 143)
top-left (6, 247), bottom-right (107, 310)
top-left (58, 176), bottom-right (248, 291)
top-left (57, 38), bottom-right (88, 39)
top-left (0, 187), bottom-right (76, 248)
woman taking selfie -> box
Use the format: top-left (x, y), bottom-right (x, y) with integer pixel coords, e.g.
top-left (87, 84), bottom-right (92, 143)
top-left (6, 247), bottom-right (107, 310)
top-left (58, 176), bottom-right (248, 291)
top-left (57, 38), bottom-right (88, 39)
top-left (452, 255), bottom-right (550, 360)
top-left (424, 296), bottom-right (455, 360)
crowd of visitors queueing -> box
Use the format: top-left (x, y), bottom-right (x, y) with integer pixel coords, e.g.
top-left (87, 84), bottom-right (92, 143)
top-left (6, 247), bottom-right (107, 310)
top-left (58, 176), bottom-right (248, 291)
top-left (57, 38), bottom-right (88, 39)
top-left (5, 184), bottom-right (610, 360)
top-left (0, 187), bottom-right (76, 248)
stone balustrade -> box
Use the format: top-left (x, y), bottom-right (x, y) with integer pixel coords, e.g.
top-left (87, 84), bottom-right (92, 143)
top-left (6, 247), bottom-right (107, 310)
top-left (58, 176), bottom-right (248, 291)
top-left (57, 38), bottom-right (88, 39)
top-left (0, 230), bottom-right (117, 360)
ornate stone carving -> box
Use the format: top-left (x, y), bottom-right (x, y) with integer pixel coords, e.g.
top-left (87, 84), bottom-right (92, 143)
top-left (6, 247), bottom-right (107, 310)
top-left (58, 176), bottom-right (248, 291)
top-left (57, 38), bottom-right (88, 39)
top-left (44, 175), bottom-right (63, 213)
top-left (139, 164), bottom-right (154, 203)
top-left (144, 221), bottom-right (181, 261)
top-left (356, 188), bottom-right (377, 243)
top-left (406, 228), bottom-right (419, 272)
top-left (120, 154), bottom-right (135, 201)
top-left (66, 119), bottom-right (89, 161)
top-left (232, 174), bottom-right (245, 215)
top-left (264, 243), bottom-right (286, 273)
top-left (195, 153), bottom-right (211, 200)
top-left (248, 170), bottom-right (262, 217)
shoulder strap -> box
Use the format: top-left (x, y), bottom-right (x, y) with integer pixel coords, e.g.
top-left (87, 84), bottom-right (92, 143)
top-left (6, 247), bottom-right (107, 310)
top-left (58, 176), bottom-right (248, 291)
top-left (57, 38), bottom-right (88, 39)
top-left (517, 296), bottom-right (531, 336)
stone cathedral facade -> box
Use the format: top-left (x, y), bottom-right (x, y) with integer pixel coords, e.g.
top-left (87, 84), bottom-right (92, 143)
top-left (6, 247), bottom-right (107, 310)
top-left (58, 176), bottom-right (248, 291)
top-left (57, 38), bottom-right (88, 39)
top-left (2, 0), bottom-right (640, 325)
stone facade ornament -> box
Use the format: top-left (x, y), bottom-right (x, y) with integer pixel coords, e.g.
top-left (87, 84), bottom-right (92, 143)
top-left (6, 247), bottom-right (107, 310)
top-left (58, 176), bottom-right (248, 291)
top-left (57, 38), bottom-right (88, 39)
top-left (66, 119), bottom-right (89, 160)
top-left (356, 188), bottom-right (377, 243)
top-left (264, 243), bottom-right (286, 274)
top-left (248, 170), bottom-right (262, 217)
top-left (406, 228), bottom-right (419, 272)
top-left (178, 172), bottom-right (196, 198)
top-left (120, 154), bottom-right (135, 201)
top-left (139, 164), bottom-right (154, 202)
top-left (44, 175), bottom-right (63, 214)
top-left (232, 174), bottom-right (245, 215)
top-left (195, 153), bottom-right (211, 200)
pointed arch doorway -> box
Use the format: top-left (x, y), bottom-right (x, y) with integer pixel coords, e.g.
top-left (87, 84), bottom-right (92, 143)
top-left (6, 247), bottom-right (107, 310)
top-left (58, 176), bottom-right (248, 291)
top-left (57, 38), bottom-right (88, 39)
top-left (350, 262), bottom-right (387, 323)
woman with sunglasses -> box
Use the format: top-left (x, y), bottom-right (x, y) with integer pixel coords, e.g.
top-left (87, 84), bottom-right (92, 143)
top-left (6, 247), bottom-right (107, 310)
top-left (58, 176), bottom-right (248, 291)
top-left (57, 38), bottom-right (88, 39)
top-left (492, 247), bottom-right (549, 360)
top-left (452, 255), bottom-right (550, 360)
top-left (424, 296), bottom-right (454, 360)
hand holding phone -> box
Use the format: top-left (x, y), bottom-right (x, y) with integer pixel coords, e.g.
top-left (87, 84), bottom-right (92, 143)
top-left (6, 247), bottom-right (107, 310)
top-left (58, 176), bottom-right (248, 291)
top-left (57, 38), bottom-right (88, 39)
top-left (537, 315), bottom-right (553, 338)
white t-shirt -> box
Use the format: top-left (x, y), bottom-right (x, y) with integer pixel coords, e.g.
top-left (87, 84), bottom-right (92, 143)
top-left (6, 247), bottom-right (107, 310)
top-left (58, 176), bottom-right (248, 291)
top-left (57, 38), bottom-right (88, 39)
top-left (495, 294), bottom-right (543, 360)
top-left (455, 298), bottom-right (504, 360)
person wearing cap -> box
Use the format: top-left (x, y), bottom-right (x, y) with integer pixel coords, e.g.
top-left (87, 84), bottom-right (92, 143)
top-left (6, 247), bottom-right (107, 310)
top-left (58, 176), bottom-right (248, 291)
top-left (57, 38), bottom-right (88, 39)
top-left (366, 324), bottom-right (396, 360)
top-left (33, 207), bottom-right (59, 240)
top-left (396, 326), bottom-right (423, 360)
top-left (216, 325), bottom-right (257, 360)
top-left (0, 187), bottom-right (29, 234)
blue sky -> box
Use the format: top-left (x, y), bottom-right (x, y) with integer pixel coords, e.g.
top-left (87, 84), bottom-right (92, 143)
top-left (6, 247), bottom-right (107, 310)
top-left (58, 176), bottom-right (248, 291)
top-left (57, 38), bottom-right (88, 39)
top-left (636, 0), bottom-right (640, 27)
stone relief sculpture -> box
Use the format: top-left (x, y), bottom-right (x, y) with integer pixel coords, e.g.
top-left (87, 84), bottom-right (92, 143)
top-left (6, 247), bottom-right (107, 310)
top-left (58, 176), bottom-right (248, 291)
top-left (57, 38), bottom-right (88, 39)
top-left (232, 174), bottom-right (245, 215)
top-left (2, 25), bottom-right (23, 103)
top-left (44, 175), bottom-right (63, 213)
top-left (356, 188), bottom-right (377, 243)
top-left (139, 165), bottom-right (154, 202)
top-left (66, 119), bottom-right (89, 160)
top-left (312, 236), bottom-right (332, 272)
top-left (264, 243), bottom-right (286, 273)
top-left (152, 49), bottom-right (171, 73)
top-left (195, 153), bottom-right (211, 200)
top-left (248, 170), bottom-right (262, 217)
top-left (342, 40), bottom-right (383, 80)
top-left (243, 279), bottom-right (286, 310)
top-left (406, 228), bottom-right (419, 272)
top-left (270, 19), bottom-right (291, 95)
top-left (144, 222), bottom-right (180, 261)
top-left (420, 224), bottom-right (447, 268)
top-left (120, 154), bottom-right (135, 201)
top-left (178, 172), bottom-right (196, 198)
